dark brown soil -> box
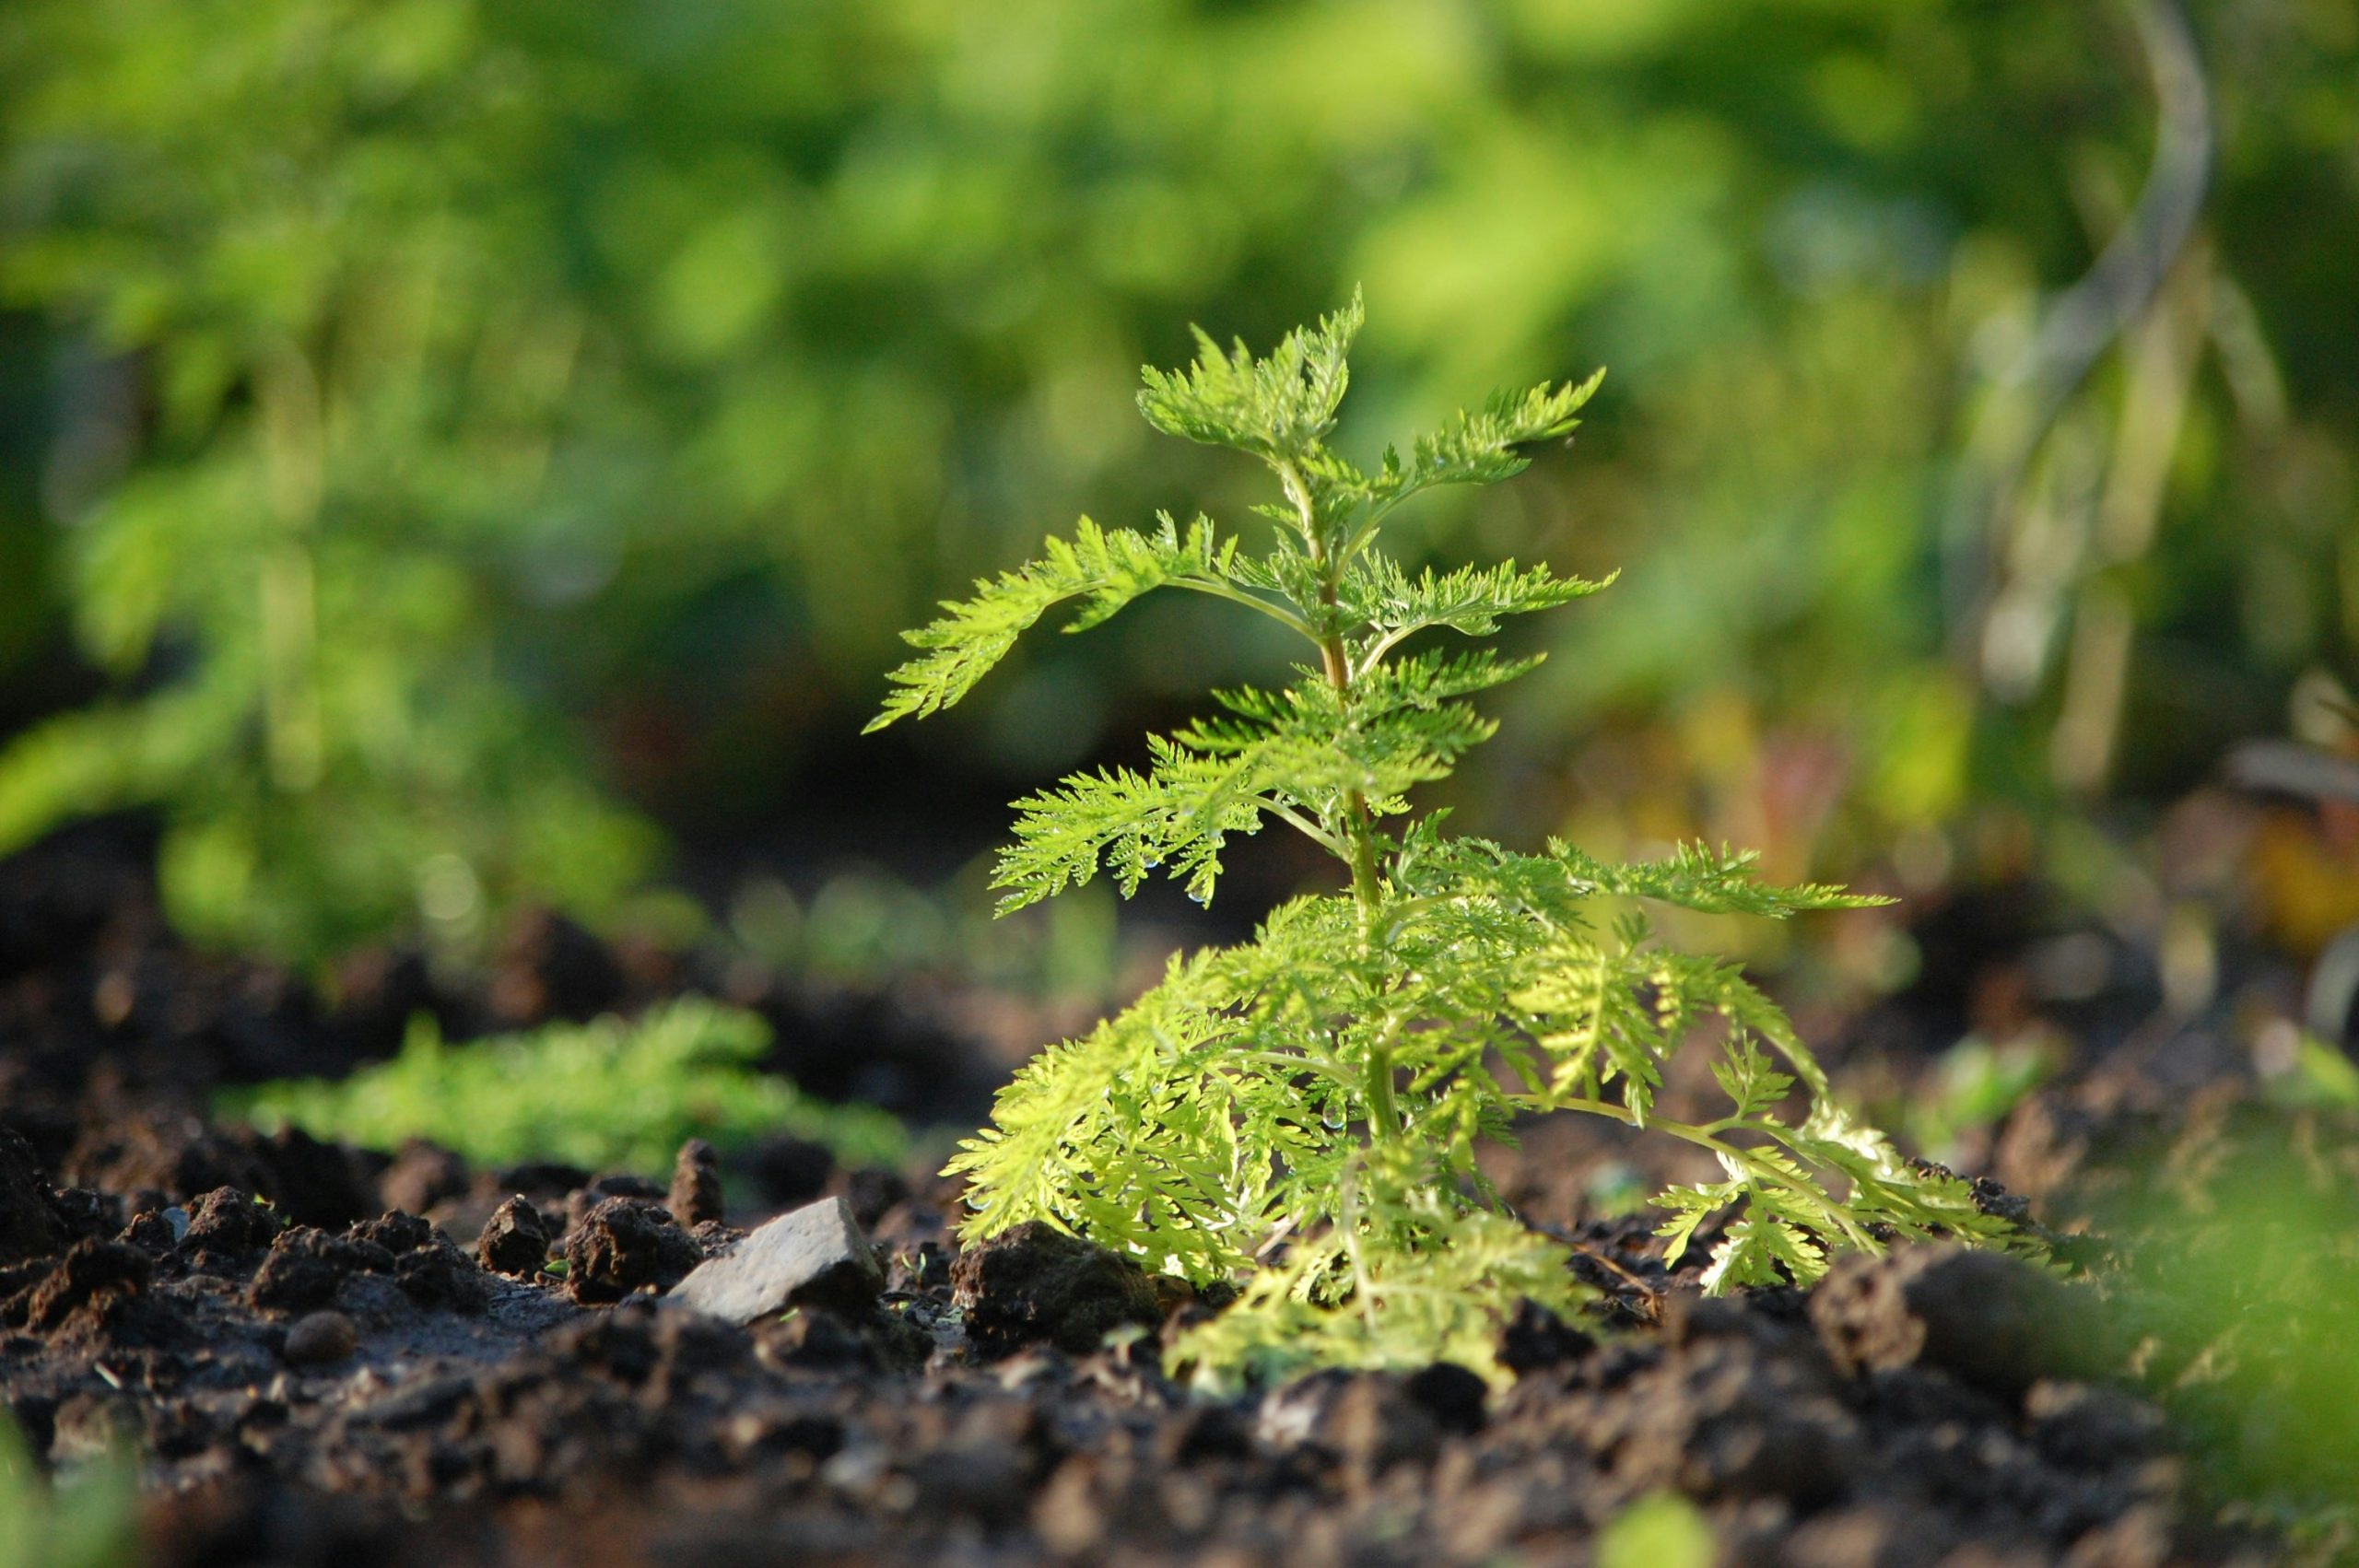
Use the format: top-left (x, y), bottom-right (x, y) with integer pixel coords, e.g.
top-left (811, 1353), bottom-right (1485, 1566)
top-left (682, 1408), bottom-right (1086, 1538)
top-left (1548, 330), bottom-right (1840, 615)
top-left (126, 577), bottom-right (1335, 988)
top-left (0, 824), bottom-right (2341, 1566)
top-left (0, 1087), bottom-right (2299, 1567)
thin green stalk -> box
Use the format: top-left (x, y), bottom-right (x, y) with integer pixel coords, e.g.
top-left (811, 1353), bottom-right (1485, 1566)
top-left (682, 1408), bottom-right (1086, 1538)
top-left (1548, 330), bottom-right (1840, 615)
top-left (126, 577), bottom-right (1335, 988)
top-left (1296, 488), bottom-right (1384, 930)
top-left (1168, 578), bottom-right (1317, 640)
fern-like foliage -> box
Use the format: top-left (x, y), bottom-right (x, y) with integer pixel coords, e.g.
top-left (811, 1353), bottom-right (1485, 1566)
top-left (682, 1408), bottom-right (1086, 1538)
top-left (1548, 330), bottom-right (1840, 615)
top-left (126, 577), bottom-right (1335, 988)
top-left (866, 514), bottom-right (1251, 731)
top-left (880, 298), bottom-right (2030, 1387)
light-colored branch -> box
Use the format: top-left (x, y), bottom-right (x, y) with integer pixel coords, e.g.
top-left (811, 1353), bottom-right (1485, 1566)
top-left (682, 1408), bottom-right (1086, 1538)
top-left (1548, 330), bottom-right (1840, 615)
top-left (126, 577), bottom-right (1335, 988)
top-left (1943, 0), bottom-right (2212, 652)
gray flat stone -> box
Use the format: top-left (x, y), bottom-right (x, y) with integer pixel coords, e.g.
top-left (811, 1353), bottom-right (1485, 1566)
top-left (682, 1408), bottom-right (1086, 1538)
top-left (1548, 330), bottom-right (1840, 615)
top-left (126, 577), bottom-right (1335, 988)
top-left (665, 1196), bottom-right (882, 1322)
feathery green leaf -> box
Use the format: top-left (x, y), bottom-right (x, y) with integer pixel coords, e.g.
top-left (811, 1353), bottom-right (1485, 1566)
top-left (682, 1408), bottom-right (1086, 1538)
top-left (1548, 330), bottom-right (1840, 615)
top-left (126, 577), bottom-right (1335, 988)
top-left (868, 515), bottom-right (1245, 731)
top-left (1136, 290), bottom-right (1363, 466)
top-left (876, 298), bottom-right (2023, 1386)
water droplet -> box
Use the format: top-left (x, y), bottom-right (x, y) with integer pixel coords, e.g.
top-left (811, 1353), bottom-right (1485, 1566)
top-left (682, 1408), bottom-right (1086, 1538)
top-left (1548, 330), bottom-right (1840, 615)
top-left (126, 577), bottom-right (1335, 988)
top-left (1186, 888), bottom-right (1210, 907)
top-left (1141, 855), bottom-right (1162, 870)
top-left (1320, 1103), bottom-right (1347, 1131)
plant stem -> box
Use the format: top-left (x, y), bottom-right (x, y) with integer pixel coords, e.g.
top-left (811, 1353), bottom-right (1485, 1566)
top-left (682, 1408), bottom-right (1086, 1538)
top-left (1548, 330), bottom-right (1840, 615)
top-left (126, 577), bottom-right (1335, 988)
top-left (1288, 466), bottom-right (1394, 1136)
top-left (1171, 579), bottom-right (1316, 639)
top-left (1313, 566), bottom-right (1385, 926)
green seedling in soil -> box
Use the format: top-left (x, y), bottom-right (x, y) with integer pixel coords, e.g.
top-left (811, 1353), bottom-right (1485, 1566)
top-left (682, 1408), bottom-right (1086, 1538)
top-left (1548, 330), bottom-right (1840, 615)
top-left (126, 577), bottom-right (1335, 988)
top-left (225, 997), bottom-right (903, 1174)
top-left (872, 295), bottom-right (2020, 1385)
top-left (0, 1410), bottom-right (137, 1568)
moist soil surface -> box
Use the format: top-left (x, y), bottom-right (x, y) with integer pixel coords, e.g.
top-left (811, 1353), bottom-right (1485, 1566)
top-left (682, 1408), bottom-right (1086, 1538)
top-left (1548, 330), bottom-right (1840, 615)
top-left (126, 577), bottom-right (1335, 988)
top-left (0, 825), bottom-right (2339, 1566)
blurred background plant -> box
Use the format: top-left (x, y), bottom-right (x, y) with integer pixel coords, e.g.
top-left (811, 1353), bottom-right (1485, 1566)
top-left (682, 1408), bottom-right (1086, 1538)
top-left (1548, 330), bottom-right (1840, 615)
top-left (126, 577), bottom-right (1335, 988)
top-left (0, 1407), bottom-right (138, 1568)
top-left (2097, 1124), bottom-right (2359, 1551)
top-left (223, 997), bottom-right (907, 1172)
top-left (0, 0), bottom-right (2353, 990)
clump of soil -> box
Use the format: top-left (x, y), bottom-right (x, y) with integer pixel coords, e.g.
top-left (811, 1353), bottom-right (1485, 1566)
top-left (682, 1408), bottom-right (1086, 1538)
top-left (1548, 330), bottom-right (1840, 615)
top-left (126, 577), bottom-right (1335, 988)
top-left (1810, 1244), bottom-right (2098, 1398)
top-left (950, 1219), bottom-right (1165, 1356)
top-left (668, 1139), bottom-right (724, 1227)
top-left (475, 1197), bottom-right (550, 1278)
top-left (561, 1197), bottom-right (702, 1305)
top-left (6, 1237), bottom-right (150, 1336)
top-left (179, 1185), bottom-right (278, 1260)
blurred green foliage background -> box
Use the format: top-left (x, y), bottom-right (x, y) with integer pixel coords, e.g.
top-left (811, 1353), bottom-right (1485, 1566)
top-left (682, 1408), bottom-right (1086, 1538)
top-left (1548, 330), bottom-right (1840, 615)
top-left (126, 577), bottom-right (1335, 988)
top-left (0, 0), bottom-right (2353, 968)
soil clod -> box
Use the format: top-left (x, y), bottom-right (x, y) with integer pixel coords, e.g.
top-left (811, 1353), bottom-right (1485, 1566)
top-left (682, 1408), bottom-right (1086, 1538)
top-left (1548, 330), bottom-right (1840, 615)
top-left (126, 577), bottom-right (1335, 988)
top-left (668, 1138), bottom-right (723, 1227)
top-left (475, 1196), bottom-right (550, 1278)
top-left (8, 1237), bottom-right (150, 1334)
top-left (178, 1186), bottom-right (278, 1263)
top-left (563, 1197), bottom-right (700, 1305)
top-left (949, 1220), bottom-right (1162, 1357)
top-left (1810, 1246), bottom-right (2091, 1400)
top-left (250, 1227), bottom-right (389, 1315)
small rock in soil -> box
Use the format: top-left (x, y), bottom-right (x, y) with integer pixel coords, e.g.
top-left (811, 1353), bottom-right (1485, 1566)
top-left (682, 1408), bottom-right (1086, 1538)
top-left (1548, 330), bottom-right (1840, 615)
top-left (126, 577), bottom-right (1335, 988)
top-left (1811, 1246), bottom-right (2090, 1400)
top-left (670, 1139), bottom-right (723, 1227)
top-left (564, 1197), bottom-right (700, 1305)
top-left (949, 1221), bottom-right (1161, 1357)
top-left (669, 1196), bottom-right (881, 1321)
top-left (283, 1310), bottom-right (358, 1366)
top-left (476, 1196), bottom-right (550, 1278)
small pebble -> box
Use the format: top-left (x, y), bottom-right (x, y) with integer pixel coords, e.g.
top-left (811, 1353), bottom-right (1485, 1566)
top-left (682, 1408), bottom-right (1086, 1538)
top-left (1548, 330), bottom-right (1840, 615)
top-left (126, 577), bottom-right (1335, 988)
top-left (283, 1310), bottom-right (358, 1366)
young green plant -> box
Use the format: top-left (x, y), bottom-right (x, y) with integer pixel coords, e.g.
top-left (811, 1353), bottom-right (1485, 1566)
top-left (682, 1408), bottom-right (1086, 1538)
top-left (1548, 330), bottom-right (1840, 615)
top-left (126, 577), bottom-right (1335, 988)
top-left (871, 295), bottom-right (2018, 1385)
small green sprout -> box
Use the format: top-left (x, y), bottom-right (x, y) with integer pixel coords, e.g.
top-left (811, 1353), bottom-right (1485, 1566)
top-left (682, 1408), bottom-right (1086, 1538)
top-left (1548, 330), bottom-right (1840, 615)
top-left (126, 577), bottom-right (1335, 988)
top-left (224, 998), bottom-right (904, 1174)
top-left (874, 295), bottom-right (2020, 1385)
